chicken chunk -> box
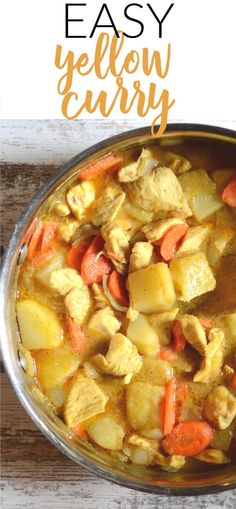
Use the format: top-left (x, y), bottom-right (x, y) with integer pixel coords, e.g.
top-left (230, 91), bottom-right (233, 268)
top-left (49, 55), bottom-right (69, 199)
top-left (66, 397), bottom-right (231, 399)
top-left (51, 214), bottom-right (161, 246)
top-left (51, 200), bottom-right (70, 217)
top-left (126, 381), bottom-right (164, 429)
top-left (177, 314), bottom-right (207, 355)
top-left (118, 148), bottom-right (158, 183)
top-left (91, 283), bottom-right (109, 310)
top-left (204, 385), bottom-right (236, 430)
top-left (91, 333), bottom-right (142, 378)
top-left (59, 217), bottom-right (79, 242)
top-left (91, 193), bottom-right (126, 226)
top-left (67, 181), bottom-right (95, 221)
top-left (194, 329), bottom-right (224, 383)
top-left (88, 307), bottom-right (120, 339)
top-left (162, 151), bottom-right (191, 175)
top-left (196, 449), bottom-right (230, 464)
top-left (177, 225), bottom-right (212, 255)
top-left (50, 268), bottom-right (83, 296)
top-left (126, 167), bottom-right (192, 218)
top-left (65, 286), bottom-right (91, 325)
top-left (149, 308), bottom-right (179, 345)
top-left (101, 222), bottom-right (130, 264)
top-left (142, 218), bottom-right (185, 243)
top-left (129, 242), bottom-right (153, 272)
top-left (64, 372), bottom-right (107, 427)
top-left (169, 252), bottom-right (216, 302)
top-left (128, 434), bottom-right (158, 451)
top-left (155, 452), bottom-right (186, 470)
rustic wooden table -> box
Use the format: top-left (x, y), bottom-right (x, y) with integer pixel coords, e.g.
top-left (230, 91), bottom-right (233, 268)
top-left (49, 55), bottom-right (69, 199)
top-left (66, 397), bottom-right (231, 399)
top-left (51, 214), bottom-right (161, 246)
top-left (1, 120), bottom-right (236, 509)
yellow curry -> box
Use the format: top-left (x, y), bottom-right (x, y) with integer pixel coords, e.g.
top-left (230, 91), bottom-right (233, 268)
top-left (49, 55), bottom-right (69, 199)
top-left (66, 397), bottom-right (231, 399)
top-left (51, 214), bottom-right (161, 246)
top-left (17, 140), bottom-right (236, 472)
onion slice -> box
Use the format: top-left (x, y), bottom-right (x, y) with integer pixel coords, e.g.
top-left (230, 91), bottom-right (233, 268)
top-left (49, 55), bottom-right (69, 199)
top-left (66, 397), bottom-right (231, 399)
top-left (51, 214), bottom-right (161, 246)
top-left (102, 275), bottom-right (128, 312)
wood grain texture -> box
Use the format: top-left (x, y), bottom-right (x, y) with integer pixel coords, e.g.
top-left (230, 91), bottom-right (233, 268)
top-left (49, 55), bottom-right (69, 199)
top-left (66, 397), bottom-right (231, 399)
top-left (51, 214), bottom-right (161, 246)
top-left (1, 120), bottom-right (236, 509)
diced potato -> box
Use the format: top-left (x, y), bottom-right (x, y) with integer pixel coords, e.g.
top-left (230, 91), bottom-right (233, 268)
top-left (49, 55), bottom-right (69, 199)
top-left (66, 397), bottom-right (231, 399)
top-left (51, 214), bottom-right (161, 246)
top-left (47, 385), bottom-right (67, 407)
top-left (130, 447), bottom-right (153, 465)
top-left (177, 225), bottom-right (211, 255)
top-left (35, 344), bottom-right (80, 390)
top-left (169, 252), bottom-right (216, 302)
top-left (196, 449), bottom-right (230, 464)
top-left (211, 428), bottom-right (233, 452)
top-left (127, 314), bottom-right (159, 357)
top-left (34, 254), bottom-right (65, 288)
top-left (88, 307), bottom-right (120, 339)
top-left (17, 299), bottom-right (63, 350)
top-left (207, 227), bottom-right (235, 267)
top-left (212, 169), bottom-right (236, 193)
top-left (135, 358), bottom-right (173, 385)
top-left (179, 169), bottom-right (223, 222)
top-left (86, 416), bottom-right (124, 450)
top-left (128, 263), bottom-right (176, 313)
top-left (126, 381), bottom-right (164, 430)
top-left (223, 313), bottom-right (236, 337)
top-left (149, 308), bottom-right (179, 346)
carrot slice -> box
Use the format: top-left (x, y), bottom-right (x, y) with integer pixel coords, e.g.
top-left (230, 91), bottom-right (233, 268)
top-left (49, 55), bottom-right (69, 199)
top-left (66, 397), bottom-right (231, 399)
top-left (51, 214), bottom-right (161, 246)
top-left (172, 320), bottom-right (186, 352)
top-left (67, 315), bottom-right (86, 354)
top-left (160, 224), bottom-right (189, 261)
top-left (230, 373), bottom-right (236, 390)
top-left (200, 318), bottom-right (213, 331)
top-left (32, 250), bottom-right (54, 268)
top-left (81, 235), bottom-right (113, 285)
top-left (222, 179), bottom-right (236, 207)
top-left (159, 347), bottom-right (177, 361)
top-left (67, 241), bottom-right (90, 272)
top-left (80, 154), bottom-right (123, 181)
top-left (162, 420), bottom-right (213, 457)
top-left (175, 382), bottom-right (188, 423)
top-left (41, 222), bottom-right (58, 253)
top-left (108, 271), bottom-right (129, 307)
top-left (163, 378), bottom-right (176, 436)
top-left (73, 423), bottom-right (87, 438)
top-left (27, 222), bottom-right (44, 259)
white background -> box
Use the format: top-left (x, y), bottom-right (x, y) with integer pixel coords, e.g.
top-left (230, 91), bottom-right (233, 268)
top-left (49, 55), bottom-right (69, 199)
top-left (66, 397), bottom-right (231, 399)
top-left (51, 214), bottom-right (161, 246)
top-left (0, 0), bottom-right (236, 122)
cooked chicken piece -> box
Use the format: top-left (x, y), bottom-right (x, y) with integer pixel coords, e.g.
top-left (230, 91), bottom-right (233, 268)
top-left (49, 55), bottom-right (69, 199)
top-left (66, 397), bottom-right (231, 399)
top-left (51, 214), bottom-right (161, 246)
top-left (142, 218), bottom-right (184, 243)
top-left (92, 333), bottom-right (142, 377)
top-left (126, 167), bottom-right (192, 218)
top-left (104, 180), bottom-right (123, 198)
top-left (50, 268), bottom-right (83, 296)
top-left (193, 329), bottom-right (224, 383)
top-left (64, 372), bottom-right (107, 427)
top-left (163, 152), bottom-right (191, 175)
top-left (177, 225), bottom-right (211, 255)
top-left (128, 434), bottom-right (158, 451)
top-left (196, 449), bottom-right (230, 464)
top-left (67, 181), bottom-right (95, 221)
top-left (101, 222), bottom-right (130, 264)
top-left (154, 452), bottom-right (186, 470)
top-left (204, 385), bottom-right (236, 430)
top-left (51, 200), bottom-right (70, 217)
top-left (59, 217), bottom-right (79, 242)
top-left (65, 286), bottom-right (91, 325)
top-left (88, 307), bottom-right (120, 339)
top-left (129, 242), bottom-right (153, 272)
top-left (177, 314), bottom-right (207, 355)
top-left (149, 308), bottom-right (179, 345)
top-left (118, 148), bottom-right (158, 183)
top-left (92, 193), bottom-right (125, 226)
top-left (126, 381), bottom-right (164, 429)
top-left (169, 252), bottom-right (216, 302)
top-left (91, 283), bottom-right (109, 310)
top-left (223, 364), bottom-right (234, 383)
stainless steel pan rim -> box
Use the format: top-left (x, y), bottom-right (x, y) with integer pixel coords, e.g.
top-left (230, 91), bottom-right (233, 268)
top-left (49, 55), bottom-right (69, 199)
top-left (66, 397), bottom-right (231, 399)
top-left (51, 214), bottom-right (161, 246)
top-left (1, 123), bottom-right (236, 496)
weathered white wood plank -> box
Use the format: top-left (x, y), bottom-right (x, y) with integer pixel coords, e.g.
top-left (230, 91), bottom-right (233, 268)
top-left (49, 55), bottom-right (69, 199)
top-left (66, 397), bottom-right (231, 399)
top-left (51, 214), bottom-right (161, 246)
top-left (0, 119), bottom-right (235, 165)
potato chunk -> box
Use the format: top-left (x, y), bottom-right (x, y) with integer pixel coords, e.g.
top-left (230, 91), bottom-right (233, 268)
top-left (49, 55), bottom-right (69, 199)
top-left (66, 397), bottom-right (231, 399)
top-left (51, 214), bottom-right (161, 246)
top-left (17, 299), bottom-right (63, 350)
top-left (35, 254), bottom-right (65, 289)
top-left (169, 252), bottom-right (216, 302)
top-left (196, 449), bottom-right (230, 464)
top-left (86, 416), bottom-right (124, 450)
top-left (88, 307), bottom-right (120, 339)
top-left (128, 263), bottom-right (176, 313)
top-left (64, 372), bottom-right (107, 427)
top-left (35, 344), bottom-right (80, 390)
top-left (127, 314), bottom-right (159, 357)
top-left (126, 381), bottom-right (164, 430)
top-left (177, 225), bottom-right (211, 255)
top-left (179, 169), bottom-right (223, 222)
top-left (204, 385), bottom-right (236, 430)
